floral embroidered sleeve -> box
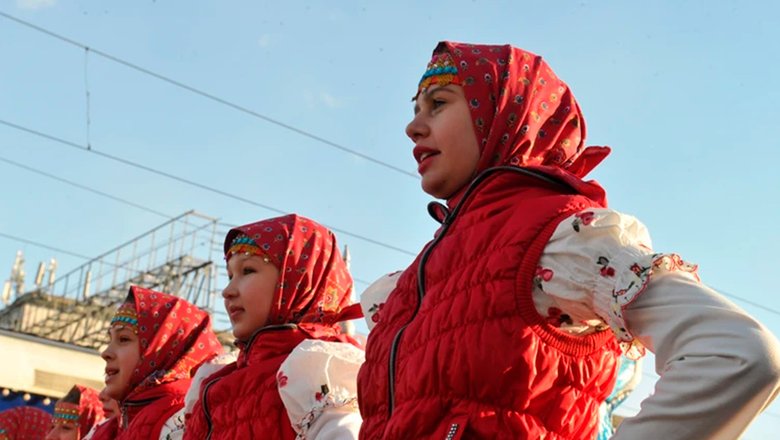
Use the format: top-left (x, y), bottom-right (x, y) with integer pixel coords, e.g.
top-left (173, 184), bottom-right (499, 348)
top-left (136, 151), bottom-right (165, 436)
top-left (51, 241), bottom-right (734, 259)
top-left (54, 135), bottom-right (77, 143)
top-left (359, 271), bottom-right (403, 330)
top-left (277, 339), bottom-right (364, 440)
top-left (534, 208), bottom-right (698, 357)
top-left (158, 408), bottom-right (186, 440)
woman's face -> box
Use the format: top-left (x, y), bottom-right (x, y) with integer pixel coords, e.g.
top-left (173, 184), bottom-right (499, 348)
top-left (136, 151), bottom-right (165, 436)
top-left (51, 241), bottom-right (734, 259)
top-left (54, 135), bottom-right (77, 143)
top-left (45, 423), bottom-right (78, 440)
top-left (406, 84), bottom-right (480, 200)
top-left (98, 388), bottom-right (119, 419)
top-left (100, 322), bottom-right (141, 401)
top-left (223, 254), bottom-right (280, 341)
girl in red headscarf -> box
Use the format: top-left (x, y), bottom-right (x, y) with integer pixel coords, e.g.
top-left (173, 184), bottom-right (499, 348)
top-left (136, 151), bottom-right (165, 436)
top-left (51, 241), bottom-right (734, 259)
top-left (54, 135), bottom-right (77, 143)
top-left (91, 286), bottom-right (222, 440)
top-left (184, 213), bottom-right (364, 440)
top-left (357, 41), bottom-right (780, 440)
top-left (45, 385), bottom-right (104, 440)
top-left (80, 389), bottom-right (117, 440)
top-left (0, 406), bottom-right (51, 440)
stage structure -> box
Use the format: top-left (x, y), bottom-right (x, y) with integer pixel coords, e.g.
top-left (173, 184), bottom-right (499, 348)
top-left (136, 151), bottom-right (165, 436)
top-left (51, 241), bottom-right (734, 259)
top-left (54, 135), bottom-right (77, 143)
top-left (0, 211), bottom-right (225, 351)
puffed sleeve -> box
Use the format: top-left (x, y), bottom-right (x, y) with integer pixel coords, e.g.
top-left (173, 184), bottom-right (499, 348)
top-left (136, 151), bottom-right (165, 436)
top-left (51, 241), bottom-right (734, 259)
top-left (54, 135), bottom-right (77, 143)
top-left (359, 271), bottom-right (402, 331)
top-left (183, 352), bottom-right (238, 416)
top-left (536, 208), bottom-right (698, 356)
top-left (278, 339), bottom-right (365, 440)
top-left (537, 208), bottom-right (780, 438)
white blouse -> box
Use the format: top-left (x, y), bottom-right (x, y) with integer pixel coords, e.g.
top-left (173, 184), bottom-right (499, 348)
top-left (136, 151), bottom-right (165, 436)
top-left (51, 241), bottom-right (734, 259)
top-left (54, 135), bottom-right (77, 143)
top-left (182, 343), bottom-right (362, 440)
top-left (277, 340), bottom-right (364, 440)
top-left (360, 208), bottom-right (780, 439)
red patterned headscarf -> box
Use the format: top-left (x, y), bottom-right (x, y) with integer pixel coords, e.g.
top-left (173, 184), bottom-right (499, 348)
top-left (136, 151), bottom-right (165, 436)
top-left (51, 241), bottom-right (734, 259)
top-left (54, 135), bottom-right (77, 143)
top-left (116, 286), bottom-right (222, 398)
top-left (418, 41), bottom-right (610, 204)
top-left (0, 406), bottom-right (51, 440)
top-left (52, 385), bottom-right (104, 438)
top-left (224, 214), bottom-right (357, 330)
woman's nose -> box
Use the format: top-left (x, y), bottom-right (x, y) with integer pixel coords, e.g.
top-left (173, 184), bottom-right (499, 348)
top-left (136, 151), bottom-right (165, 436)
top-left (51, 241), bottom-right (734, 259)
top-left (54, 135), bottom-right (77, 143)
top-left (101, 346), bottom-right (113, 361)
top-left (405, 113), bottom-right (429, 143)
top-left (222, 280), bottom-right (237, 299)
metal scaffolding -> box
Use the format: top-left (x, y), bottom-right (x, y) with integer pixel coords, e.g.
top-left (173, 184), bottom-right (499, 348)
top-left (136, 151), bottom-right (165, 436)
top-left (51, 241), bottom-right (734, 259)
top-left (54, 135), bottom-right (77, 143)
top-left (0, 211), bottom-right (222, 349)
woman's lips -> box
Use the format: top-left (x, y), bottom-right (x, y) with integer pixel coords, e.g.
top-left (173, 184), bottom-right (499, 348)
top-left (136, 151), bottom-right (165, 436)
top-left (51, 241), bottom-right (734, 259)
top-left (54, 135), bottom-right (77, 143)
top-left (228, 306), bottom-right (244, 320)
top-left (413, 145), bottom-right (439, 174)
top-left (104, 368), bottom-right (118, 382)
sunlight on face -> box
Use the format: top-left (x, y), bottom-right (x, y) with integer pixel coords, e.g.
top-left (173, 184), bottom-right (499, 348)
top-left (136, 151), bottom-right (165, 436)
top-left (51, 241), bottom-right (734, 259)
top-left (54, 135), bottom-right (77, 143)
top-left (45, 423), bottom-right (78, 440)
top-left (222, 254), bottom-right (280, 340)
top-left (406, 84), bottom-right (480, 199)
top-left (100, 322), bottom-right (141, 401)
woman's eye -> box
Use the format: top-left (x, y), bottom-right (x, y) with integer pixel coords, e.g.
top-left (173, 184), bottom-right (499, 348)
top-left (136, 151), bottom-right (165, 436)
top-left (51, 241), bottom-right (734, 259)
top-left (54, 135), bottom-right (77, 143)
top-left (119, 336), bottom-right (130, 343)
top-left (242, 267), bottom-right (256, 275)
top-left (432, 99), bottom-right (446, 109)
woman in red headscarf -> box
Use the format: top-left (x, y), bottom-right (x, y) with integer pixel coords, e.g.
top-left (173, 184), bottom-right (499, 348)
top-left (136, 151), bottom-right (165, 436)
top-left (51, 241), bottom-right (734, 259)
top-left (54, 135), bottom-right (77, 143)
top-left (0, 406), bottom-right (51, 440)
top-left (357, 41), bottom-right (780, 440)
top-left (184, 213), bottom-right (364, 440)
top-left (91, 286), bottom-right (222, 440)
top-left (45, 385), bottom-right (104, 440)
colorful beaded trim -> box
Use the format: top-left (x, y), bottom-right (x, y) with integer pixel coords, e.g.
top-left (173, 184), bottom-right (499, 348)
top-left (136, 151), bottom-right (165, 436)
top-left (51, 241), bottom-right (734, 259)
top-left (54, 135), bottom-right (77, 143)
top-left (418, 52), bottom-right (461, 94)
top-left (110, 302), bottom-right (139, 333)
top-left (53, 402), bottom-right (80, 427)
top-left (226, 234), bottom-right (270, 262)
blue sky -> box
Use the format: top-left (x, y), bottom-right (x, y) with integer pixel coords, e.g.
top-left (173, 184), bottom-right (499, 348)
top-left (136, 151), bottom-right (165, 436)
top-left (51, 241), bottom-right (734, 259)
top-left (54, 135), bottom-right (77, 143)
top-left (1, 0), bottom-right (779, 436)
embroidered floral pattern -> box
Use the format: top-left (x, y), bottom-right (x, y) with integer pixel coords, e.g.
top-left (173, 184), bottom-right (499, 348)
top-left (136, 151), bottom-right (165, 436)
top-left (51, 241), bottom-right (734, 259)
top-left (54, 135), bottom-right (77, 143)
top-left (572, 211), bottom-right (596, 232)
top-left (545, 307), bottom-right (573, 327)
top-left (597, 256), bottom-right (616, 277)
top-left (534, 266), bottom-right (554, 291)
top-left (276, 371), bottom-right (289, 388)
top-left (292, 390), bottom-right (358, 440)
top-left (315, 384), bottom-right (329, 402)
top-left (368, 302), bottom-right (385, 323)
top-left (608, 253), bottom-right (699, 359)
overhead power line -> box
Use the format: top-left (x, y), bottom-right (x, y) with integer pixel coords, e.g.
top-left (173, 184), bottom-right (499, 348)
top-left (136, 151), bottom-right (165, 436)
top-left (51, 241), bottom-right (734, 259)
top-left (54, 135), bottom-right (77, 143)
top-left (0, 232), bottom-right (92, 260)
top-left (0, 118), bottom-right (418, 257)
top-left (719, 290), bottom-right (780, 316)
top-left (0, 155), bottom-right (173, 219)
top-left (0, 11), bottom-right (418, 179)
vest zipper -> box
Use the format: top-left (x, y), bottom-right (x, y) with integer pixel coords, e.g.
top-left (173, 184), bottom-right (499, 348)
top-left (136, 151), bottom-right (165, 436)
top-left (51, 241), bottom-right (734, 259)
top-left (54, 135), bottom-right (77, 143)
top-left (202, 375), bottom-right (222, 440)
top-left (204, 323), bottom-right (296, 439)
top-left (386, 166), bottom-right (573, 417)
top-left (444, 422), bottom-right (460, 440)
top-left (120, 396), bottom-right (159, 430)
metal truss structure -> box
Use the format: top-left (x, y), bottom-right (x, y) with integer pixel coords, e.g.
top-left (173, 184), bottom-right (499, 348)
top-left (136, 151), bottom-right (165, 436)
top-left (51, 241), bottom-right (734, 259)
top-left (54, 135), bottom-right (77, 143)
top-left (0, 211), bottom-right (223, 350)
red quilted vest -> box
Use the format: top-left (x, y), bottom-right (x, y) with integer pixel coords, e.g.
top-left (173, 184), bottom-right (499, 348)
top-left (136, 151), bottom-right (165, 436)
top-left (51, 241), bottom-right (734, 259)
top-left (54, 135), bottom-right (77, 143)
top-left (185, 325), bottom-right (358, 440)
top-left (91, 380), bottom-right (190, 440)
top-left (358, 169), bottom-right (621, 440)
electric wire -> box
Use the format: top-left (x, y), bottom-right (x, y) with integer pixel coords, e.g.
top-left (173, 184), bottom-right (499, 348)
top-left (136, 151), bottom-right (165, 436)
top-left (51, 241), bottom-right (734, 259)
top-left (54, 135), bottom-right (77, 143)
top-left (0, 118), bottom-right (418, 257)
top-left (0, 11), bottom-right (418, 179)
top-left (0, 155), bottom-right (173, 219)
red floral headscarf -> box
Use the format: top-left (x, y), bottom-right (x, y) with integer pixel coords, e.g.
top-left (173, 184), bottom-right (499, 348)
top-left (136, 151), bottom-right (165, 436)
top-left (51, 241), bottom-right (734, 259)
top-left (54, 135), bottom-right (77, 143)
top-left (0, 406), bottom-right (51, 440)
top-left (52, 385), bottom-right (104, 438)
top-left (224, 214), bottom-right (358, 330)
top-left (119, 286), bottom-right (222, 398)
top-left (419, 41), bottom-right (611, 204)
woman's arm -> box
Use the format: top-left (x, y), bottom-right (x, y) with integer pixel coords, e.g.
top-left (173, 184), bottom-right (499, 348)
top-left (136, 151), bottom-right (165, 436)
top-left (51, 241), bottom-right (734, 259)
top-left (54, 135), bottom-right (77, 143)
top-left (614, 272), bottom-right (780, 439)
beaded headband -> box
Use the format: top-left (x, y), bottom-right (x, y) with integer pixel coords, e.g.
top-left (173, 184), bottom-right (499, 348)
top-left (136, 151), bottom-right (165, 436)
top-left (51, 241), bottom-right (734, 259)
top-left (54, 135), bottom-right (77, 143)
top-left (225, 234), bottom-right (270, 263)
top-left (418, 52), bottom-right (461, 95)
top-left (110, 302), bottom-right (138, 333)
top-left (53, 402), bottom-right (80, 428)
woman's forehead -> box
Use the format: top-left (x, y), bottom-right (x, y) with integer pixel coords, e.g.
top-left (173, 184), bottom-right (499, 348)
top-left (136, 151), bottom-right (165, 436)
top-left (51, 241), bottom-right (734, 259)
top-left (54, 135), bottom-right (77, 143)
top-left (108, 324), bottom-right (135, 336)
